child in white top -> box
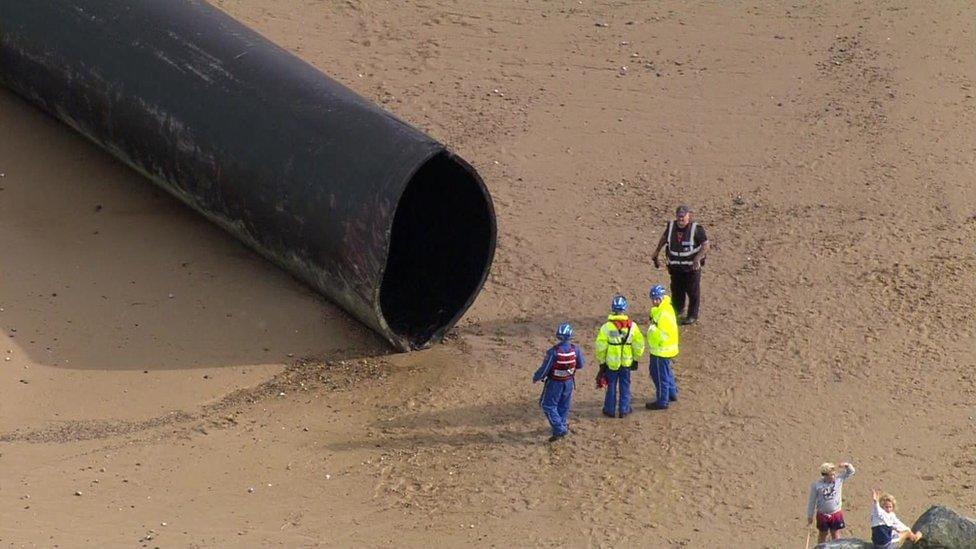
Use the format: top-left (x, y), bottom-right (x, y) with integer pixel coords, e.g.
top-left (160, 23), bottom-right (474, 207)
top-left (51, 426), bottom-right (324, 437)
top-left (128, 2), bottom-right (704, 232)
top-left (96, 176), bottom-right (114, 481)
top-left (870, 489), bottom-right (923, 548)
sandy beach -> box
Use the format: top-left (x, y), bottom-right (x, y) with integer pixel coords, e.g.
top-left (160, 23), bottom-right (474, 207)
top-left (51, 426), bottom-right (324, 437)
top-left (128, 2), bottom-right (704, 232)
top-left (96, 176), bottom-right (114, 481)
top-left (1, 1), bottom-right (974, 546)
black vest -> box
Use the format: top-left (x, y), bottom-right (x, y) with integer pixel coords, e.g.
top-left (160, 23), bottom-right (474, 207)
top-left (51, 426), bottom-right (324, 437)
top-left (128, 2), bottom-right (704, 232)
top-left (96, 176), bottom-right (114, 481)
top-left (665, 221), bottom-right (702, 267)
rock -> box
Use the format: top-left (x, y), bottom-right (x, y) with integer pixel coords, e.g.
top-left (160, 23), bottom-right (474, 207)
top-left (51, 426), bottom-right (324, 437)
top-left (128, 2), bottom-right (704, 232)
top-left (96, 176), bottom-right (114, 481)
top-left (904, 505), bottom-right (976, 548)
top-left (814, 539), bottom-right (873, 548)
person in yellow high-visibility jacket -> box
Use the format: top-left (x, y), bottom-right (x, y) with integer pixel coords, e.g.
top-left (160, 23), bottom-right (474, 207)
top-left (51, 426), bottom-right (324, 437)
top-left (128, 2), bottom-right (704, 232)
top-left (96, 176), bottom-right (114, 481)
top-left (595, 295), bottom-right (645, 417)
top-left (645, 284), bottom-right (680, 410)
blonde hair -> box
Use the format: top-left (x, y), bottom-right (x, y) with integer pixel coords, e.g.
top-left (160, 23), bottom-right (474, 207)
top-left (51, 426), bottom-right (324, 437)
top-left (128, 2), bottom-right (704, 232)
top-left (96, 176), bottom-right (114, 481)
top-left (879, 493), bottom-right (897, 508)
top-left (820, 462), bottom-right (837, 476)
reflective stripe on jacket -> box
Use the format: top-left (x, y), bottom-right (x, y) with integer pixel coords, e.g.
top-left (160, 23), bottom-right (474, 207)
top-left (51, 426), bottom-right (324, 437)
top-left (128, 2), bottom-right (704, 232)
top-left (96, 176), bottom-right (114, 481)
top-left (595, 314), bottom-right (645, 370)
top-left (550, 345), bottom-right (578, 380)
top-left (648, 295), bottom-right (679, 358)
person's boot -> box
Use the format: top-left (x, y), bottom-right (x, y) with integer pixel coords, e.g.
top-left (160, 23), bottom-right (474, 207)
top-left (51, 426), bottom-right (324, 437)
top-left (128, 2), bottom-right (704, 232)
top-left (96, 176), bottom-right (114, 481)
top-left (646, 401), bottom-right (667, 410)
top-left (680, 316), bottom-right (697, 326)
top-left (548, 433), bottom-right (566, 442)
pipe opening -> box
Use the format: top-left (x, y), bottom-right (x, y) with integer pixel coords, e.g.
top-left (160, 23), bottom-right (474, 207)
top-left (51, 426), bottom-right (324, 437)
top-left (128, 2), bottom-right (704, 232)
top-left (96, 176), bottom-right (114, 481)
top-left (380, 152), bottom-right (495, 348)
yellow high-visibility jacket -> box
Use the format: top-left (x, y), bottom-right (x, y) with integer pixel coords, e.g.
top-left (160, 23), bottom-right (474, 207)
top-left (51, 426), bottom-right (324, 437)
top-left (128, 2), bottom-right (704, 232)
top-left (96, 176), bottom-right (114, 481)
top-left (647, 295), bottom-right (679, 358)
top-left (595, 314), bottom-right (645, 370)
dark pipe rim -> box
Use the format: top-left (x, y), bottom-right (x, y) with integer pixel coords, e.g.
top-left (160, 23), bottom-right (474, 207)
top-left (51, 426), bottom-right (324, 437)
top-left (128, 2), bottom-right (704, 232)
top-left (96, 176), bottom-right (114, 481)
top-left (378, 150), bottom-right (496, 350)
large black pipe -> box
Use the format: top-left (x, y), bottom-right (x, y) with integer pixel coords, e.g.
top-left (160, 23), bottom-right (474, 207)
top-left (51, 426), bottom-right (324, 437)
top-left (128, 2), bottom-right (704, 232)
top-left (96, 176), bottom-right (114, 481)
top-left (0, 1), bottom-right (496, 350)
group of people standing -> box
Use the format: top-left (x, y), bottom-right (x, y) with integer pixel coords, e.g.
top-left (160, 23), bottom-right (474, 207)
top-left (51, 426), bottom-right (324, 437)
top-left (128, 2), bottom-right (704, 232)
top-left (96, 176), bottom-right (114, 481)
top-left (532, 205), bottom-right (708, 442)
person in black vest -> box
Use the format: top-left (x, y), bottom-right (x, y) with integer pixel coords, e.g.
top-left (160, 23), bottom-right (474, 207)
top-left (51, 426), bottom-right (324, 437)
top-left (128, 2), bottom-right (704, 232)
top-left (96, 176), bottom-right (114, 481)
top-left (651, 205), bottom-right (710, 325)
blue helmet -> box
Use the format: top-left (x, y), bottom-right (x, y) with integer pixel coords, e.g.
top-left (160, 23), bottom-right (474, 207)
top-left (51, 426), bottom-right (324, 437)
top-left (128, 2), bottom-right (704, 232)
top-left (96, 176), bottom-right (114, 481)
top-left (556, 322), bottom-right (573, 340)
top-left (611, 295), bottom-right (628, 312)
top-left (649, 284), bottom-right (666, 299)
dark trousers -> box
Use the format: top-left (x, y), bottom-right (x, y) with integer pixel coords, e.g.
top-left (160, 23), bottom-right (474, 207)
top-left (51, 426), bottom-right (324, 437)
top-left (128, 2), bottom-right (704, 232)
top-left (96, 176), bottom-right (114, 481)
top-left (669, 268), bottom-right (701, 318)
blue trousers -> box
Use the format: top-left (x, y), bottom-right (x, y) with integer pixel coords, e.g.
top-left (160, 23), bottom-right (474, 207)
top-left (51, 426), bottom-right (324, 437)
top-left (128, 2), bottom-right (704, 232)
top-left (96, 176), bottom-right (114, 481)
top-left (649, 356), bottom-right (677, 408)
top-left (603, 368), bottom-right (632, 416)
top-left (540, 378), bottom-right (574, 436)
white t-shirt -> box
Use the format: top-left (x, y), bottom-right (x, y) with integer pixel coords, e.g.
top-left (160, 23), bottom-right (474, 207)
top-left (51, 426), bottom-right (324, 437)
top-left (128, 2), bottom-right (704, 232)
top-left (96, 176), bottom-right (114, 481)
top-left (871, 501), bottom-right (910, 547)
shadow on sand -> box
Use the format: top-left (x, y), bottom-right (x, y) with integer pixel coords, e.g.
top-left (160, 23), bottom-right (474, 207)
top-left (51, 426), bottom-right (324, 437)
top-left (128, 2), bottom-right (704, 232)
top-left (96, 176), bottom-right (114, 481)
top-left (0, 89), bottom-right (388, 370)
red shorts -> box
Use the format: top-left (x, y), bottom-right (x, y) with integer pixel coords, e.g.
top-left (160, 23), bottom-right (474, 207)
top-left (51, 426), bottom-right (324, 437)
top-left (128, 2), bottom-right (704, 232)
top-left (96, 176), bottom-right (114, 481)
top-left (816, 510), bottom-right (846, 532)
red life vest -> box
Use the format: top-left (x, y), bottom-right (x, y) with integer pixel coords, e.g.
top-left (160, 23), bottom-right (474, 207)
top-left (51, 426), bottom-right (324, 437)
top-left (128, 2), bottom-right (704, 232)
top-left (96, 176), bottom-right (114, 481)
top-left (550, 344), bottom-right (578, 381)
top-left (610, 319), bottom-right (633, 345)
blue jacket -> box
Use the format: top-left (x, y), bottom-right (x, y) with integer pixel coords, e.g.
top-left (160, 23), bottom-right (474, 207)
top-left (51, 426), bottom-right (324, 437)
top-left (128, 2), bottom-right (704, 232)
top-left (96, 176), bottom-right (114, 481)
top-left (533, 341), bottom-right (585, 382)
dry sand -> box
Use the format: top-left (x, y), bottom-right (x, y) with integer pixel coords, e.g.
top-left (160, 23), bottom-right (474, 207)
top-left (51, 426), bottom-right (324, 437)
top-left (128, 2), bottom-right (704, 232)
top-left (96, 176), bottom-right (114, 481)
top-left (2, 1), bottom-right (975, 547)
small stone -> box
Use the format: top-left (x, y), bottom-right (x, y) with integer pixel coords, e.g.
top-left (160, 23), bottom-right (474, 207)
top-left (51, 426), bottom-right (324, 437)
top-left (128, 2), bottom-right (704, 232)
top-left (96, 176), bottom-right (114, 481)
top-left (325, 474), bottom-right (331, 480)
top-left (247, 487), bottom-right (254, 493)
top-left (4, 357), bottom-right (10, 361)
top-left (167, 293), bottom-right (174, 299)
top-left (595, 21), bottom-right (608, 27)
top-left (74, 491), bottom-right (83, 496)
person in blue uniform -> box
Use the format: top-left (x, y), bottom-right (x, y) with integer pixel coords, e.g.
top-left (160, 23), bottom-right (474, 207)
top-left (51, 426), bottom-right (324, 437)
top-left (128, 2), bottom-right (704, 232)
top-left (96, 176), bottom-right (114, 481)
top-left (533, 323), bottom-right (585, 442)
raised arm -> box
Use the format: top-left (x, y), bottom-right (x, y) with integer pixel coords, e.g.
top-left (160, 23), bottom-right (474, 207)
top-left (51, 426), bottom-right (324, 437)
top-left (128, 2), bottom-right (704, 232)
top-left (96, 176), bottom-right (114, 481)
top-left (838, 462), bottom-right (855, 480)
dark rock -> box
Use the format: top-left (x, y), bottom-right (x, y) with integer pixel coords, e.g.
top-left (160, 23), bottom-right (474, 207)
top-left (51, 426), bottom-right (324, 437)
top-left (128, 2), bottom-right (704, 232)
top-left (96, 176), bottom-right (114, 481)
top-left (815, 539), bottom-right (873, 549)
top-left (904, 505), bottom-right (976, 549)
